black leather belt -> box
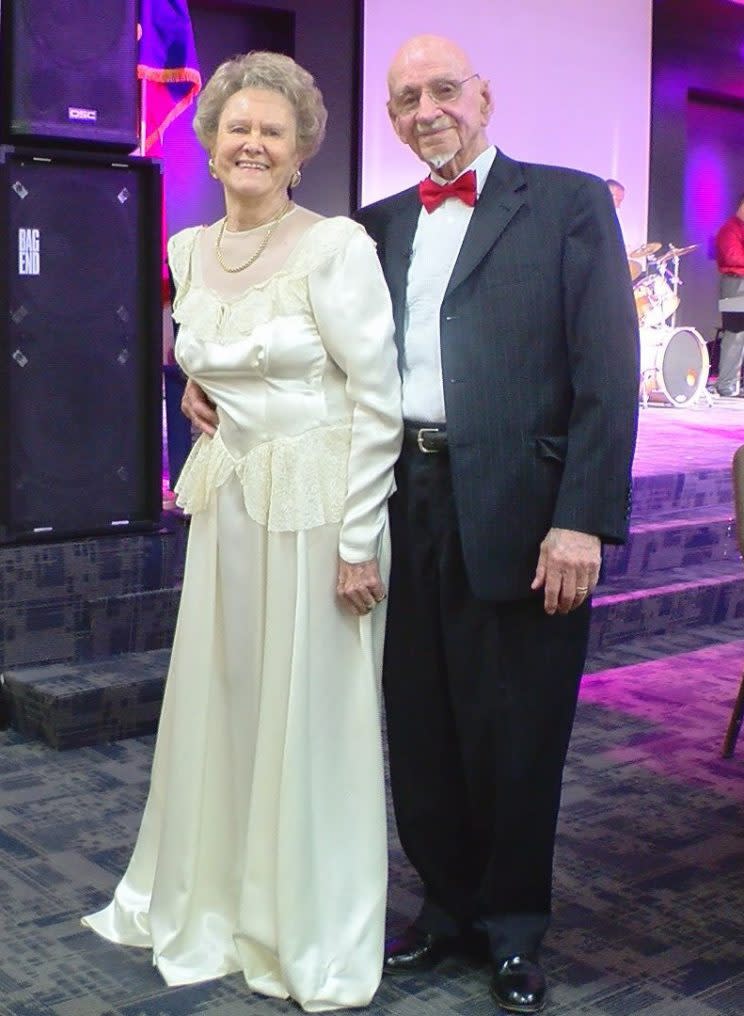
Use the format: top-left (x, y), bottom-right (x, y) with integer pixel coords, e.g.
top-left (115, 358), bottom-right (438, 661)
top-left (403, 423), bottom-right (448, 453)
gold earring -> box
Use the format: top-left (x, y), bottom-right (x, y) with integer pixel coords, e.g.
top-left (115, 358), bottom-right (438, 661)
top-left (290, 168), bottom-right (302, 189)
top-left (208, 157), bottom-right (218, 179)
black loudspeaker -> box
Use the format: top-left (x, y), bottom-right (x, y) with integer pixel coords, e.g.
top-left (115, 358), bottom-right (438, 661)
top-left (0, 145), bottom-right (163, 542)
top-left (0, 0), bottom-right (139, 150)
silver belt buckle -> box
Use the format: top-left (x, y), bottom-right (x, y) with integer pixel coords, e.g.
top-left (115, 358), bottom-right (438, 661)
top-left (417, 427), bottom-right (440, 453)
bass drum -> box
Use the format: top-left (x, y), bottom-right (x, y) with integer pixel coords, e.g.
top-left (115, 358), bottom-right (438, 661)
top-left (639, 326), bottom-right (709, 406)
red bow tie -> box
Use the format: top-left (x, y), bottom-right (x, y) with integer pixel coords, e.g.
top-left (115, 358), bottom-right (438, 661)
top-left (418, 170), bottom-right (477, 213)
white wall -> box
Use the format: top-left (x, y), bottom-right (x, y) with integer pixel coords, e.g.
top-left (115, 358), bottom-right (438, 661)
top-left (362, 0), bottom-right (652, 250)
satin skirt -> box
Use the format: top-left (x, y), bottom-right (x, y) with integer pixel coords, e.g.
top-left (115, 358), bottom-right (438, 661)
top-left (83, 477), bottom-right (389, 1012)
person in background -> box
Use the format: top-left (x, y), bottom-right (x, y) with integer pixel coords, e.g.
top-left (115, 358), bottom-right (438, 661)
top-left (606, 177), bottom-right (632, 252)
top-left (606, 177), bottom-right (625, 211)
top-left (83, 50), bottom-right (402, 1012)
top-left (713, 194), bottom-right (744, 397)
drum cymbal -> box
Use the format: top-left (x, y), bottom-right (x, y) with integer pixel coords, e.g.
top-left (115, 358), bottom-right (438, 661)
top-left (657, 242), bottom-right (700, 265)
top-left (629, 242), bottom-right (662, 259)
top-left (628, 259), bottom-right (643, 281)
top-left (669, 243), bottom-right (700, 256)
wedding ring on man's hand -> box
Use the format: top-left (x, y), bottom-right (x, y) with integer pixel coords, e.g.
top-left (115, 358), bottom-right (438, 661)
top-left (576, 586), bottom-right (589, 594)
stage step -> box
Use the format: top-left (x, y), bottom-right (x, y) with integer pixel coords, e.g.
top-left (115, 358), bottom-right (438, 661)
top-left (4, 567), bottom-right (743, 750)
top-left (603, 503), bottom-right (737, 580)
top-left (4, 610), bottom-right (744, 751)
top-left (2, 449), bottom-right (743, 749)
top-left (631, 465), bottom-right (733, 518)
top-left (85, 586), bottom-right (181, 659)
top-left (2, 649), bottom-right (170, 750)
top-left (590, 559), bottom-right (744, 652)
top-left (0, 516), bottom-right (187, 671)
top-left (585, 617), bottom-right (744, 673)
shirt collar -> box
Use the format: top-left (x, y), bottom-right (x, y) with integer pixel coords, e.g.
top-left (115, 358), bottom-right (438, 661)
top-left (430, 145), bottom-right (497, 196)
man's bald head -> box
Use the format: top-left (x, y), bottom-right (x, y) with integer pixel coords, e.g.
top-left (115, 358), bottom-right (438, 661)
top-left (387, 35), bottom-right (474, 93)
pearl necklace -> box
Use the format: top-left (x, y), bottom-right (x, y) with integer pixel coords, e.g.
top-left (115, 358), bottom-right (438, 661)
top-left (215, 200), bottom-right (291, 273)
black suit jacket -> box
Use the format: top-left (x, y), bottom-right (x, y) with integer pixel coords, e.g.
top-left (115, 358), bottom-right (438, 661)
top-left (355, 150), bottom-right (639, 601)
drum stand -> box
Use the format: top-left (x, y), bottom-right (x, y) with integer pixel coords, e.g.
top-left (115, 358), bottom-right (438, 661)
top-left (667, 253), bottom-right (680, 329)
top-left (639, 367), bottom-right (654, 409)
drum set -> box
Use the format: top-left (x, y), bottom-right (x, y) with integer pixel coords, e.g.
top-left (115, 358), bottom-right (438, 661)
top-left (629, 240), bottom-right (710, 407)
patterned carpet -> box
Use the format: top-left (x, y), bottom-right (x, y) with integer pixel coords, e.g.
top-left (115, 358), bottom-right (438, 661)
top-left (1, 629), bottom-right (743, 1016)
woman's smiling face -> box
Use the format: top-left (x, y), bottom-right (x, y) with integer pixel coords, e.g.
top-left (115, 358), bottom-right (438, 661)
top-left (211, 87), bottom-right (300, 206)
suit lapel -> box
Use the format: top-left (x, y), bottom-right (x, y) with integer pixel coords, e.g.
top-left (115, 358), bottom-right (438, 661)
top-left (444, 152), bottom-right (527, 299)
top-left (381, 189), bottom-right (420, 351)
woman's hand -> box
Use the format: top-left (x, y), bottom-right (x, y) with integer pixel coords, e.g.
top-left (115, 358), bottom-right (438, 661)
top-left (337, 557), bottom-right (387, 616)
top-left (181, 378), bottom-right (219, 437)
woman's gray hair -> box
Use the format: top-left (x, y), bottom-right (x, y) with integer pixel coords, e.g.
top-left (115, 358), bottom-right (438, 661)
top-left (193, 51), bottom-right (327, 160)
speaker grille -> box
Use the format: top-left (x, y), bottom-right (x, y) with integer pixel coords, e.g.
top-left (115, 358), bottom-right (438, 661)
top-left (5, 0), bottom-right (138, 148)
top-left (21, 0), bottom-right (126, 68)
top-left (0, 148), bottom-right (162, 539)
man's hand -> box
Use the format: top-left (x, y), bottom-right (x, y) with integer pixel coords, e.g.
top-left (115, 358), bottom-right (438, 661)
top-left (181, 378), bottom-right (219, 437)
top-left (531, 527), bottom-right (601, 615)
top-left (337, 558), bottom-right (387, 616)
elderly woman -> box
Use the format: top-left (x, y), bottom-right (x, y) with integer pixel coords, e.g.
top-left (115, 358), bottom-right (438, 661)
top-left (83, 52), bottom-right (402, 1012)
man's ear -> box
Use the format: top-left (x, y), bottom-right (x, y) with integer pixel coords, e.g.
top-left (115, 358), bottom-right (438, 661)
top-left (480, 80), bottom-right (493, 126)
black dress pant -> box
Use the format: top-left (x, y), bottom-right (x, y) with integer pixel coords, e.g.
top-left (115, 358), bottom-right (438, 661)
top-left (383, 441), bottom-right (591, 959)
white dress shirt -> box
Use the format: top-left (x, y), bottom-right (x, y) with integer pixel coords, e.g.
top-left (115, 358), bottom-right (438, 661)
top-left (402, 145), bottom-right (496, 423)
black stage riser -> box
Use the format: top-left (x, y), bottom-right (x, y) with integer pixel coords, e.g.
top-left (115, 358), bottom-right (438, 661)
top-left (0, 145), bottom-right (163, 542)
top-left (0, 0), bottom-right (139, 150)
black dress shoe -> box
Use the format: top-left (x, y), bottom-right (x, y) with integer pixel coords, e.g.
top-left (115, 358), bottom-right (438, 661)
top-left (490, 955), bottom-right (546, 1013)
top-left (383, 926), bottom-right (452, 974)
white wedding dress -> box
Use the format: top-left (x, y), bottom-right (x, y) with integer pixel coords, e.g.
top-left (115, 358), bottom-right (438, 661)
top-left (82, 209), bottom-right (402, 1012)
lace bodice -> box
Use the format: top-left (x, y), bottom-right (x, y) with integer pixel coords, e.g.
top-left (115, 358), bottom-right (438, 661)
top-left (170, 212), bottom-right (361, 345)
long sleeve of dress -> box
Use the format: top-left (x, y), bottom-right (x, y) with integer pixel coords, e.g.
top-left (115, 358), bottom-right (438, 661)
top-left (309, 225), bottom-right (403, 563)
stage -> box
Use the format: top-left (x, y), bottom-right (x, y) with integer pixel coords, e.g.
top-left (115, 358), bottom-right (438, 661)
top-left (632, 393), bottom-right (744, 477)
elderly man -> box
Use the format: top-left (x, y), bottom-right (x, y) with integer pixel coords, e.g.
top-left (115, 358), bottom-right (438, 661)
top-left (182, 33), bottom-right (639, 1014)
top-left (355, 35), bottom-right (638, 1013)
